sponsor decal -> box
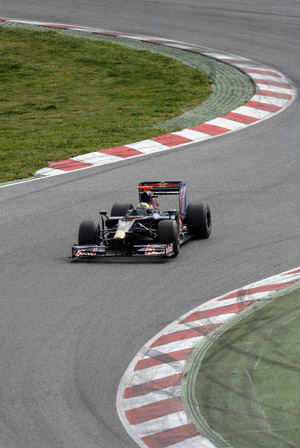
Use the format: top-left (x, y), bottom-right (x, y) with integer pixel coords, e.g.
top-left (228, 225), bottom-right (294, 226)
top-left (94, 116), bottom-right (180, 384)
top-left (145, 246), bottom-right (164, 255)
top-left (179, 184), bottom-right (187, 214)
top-left (145, 243), bottom-right (173, 255)
top-left (178, 217), bottom-right (183, 234)
top-left (165, 243), bottom-right (174, 254)
top-left (154, 182), bottom-right (179, 187)
top-left (75, 249), bottom-right (97, 257)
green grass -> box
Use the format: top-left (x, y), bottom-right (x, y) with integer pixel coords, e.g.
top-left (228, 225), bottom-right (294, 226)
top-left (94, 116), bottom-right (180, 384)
top-left (195, 286), bottom-right (300, 448)
top-left (0, 27), bottom-right (212, 182)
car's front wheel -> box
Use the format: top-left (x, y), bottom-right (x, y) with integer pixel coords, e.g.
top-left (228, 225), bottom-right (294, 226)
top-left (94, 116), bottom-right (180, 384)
top-left (78, 220), bottom-right (100, 245)
top-left (158, 220), bottom-right (180, 256)
top-left (111, 203), bottom-right (134, 217)
top-left (186, 203), bottom-right (211, 238)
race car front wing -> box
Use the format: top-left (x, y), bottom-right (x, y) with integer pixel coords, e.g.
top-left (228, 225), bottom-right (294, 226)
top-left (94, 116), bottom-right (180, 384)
top-left (71, 242), bottom-right (176, 258)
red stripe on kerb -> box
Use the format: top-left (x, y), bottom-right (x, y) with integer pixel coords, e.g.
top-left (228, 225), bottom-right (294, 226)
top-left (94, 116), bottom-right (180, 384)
top-left (48, 159), bottom-right (91, 170)
top-left (39, 24), bottom-right (70, 29)
top-left (190, 123), bottom-right (230, 135)
top-left (98, 146), bottom-right (143, 158)
top-left (150, 323), bottom-right (220, 348)
top-left (220, 58), bottom-right (252, 64)
top-left (125, 397), bottom-right (183, 425)
top-left (242, 68), bottom-right (282, 77)
top-left (124, 374), bottom-right (181, 399)
top-left (256, 89), bottom-right (292, 100)
top-left (218, 282), bottom-right (297, 302)
top-left (284, 268), bottom-right (300, 275)
top-left (221, 112), bottom-right (259, 124)
top-left (152, 134), bottom-right (191, 147)
top-left (92, 31), bottom-right (120, 37)
top-left (253, 79), bottom-right (291, 89)
top-left (142, 424), bottom-right (199, 448)
top-left (134, 348), bottom-right (193, 371)
top-left (180, 300), bottom-right (257, 324)
top-left (243, 100), bottom-right (281, 113)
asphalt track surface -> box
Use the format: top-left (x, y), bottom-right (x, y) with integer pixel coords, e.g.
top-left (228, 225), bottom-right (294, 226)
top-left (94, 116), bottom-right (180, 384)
top-left (0, 1), bottom-right (299, 447)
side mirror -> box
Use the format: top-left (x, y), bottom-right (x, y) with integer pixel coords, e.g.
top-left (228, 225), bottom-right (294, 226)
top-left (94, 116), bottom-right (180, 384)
top-left (99, 210), bottom-right (108, 216)
top-left (168, 209), bottom-right (177, 217)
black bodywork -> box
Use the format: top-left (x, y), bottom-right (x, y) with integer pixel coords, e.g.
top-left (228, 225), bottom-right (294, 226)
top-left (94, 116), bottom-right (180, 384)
top-left (71, 181), bottom-right (211, 259)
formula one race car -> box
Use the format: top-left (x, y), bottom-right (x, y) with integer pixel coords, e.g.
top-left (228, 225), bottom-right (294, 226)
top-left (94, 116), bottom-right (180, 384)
top-left (71, 181), bottom-right (211, 259)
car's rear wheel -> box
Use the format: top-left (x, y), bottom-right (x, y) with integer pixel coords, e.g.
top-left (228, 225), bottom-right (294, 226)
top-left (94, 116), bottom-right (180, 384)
top-left (111, 203), bottom-right (134, 217)
top-left (78, 220), bottom-right (100, 245)
top-left (186, 203), bottom-right (211, 238)
top-left (158, 220), bottom-right (180, 256)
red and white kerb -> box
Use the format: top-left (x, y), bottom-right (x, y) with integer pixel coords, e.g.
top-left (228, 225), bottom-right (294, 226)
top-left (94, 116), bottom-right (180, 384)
top-left (0, 18), bottom-right (296, 178)
top-left (117, 268), bottom-right (300, 448)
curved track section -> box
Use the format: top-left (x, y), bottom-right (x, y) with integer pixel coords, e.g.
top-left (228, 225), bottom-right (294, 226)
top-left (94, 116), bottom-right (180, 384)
top-left (0, 2), bottom-right (299, 448)
top-left (117, 267), bottom-right (300, 448)
top-left (0, 18), bottom-right (296, 180)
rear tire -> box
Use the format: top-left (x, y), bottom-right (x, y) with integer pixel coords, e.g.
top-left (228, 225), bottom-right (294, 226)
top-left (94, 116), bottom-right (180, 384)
top-left (186, 203), bottom-right (211, 238)
top-left (78, 220), bottom-right (100, 245)
top-left (111, 203), bottom-right (133, 217)
top-left (158, 220), bottom-right (179, 256)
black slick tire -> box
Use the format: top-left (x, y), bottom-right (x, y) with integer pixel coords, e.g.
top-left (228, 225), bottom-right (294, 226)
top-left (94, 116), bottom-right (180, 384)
top-left (158, 220), bottom-right (179, 257)
top-left (78, 220), bottom-right (100, 245)
top-left (186, 203), bottom-right (211, 238)
top-left (111, 203), bottom-right (134, 217)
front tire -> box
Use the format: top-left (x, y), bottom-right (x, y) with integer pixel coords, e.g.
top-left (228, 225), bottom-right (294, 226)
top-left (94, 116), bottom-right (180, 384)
top-left (158, 220), bottom-right (180, 256)
top-left (111, 203), bottom-right (134, 217)
top-left (186, 203), bottom-right (211, 238)
top-left (78, 220), bottom-right (100, 245)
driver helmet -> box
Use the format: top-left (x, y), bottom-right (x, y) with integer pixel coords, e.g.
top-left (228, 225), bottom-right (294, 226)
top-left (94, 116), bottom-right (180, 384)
top-left (136, 202), bottom-right (151, 215)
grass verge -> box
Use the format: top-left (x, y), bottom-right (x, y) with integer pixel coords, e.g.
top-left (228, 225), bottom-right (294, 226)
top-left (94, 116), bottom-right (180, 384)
top-left (0, 27), bottom-right (211, 182)
top-left (195, 286), bottom-right (300, 448)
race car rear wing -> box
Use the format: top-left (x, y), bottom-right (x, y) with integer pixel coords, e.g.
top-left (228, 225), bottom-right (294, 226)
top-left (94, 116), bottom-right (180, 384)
top-left (138, 181), bottom-right (187, 214)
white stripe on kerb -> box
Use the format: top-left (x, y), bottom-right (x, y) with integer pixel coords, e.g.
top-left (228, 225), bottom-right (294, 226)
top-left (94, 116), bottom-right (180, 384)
top-left (167, 435), bottom-right (217, 448)
top-left (173, 129), bottom-right (212, 141)
top-left (72, 27), bottom-right (94, 33)
top-left (249, 73), bottom-right (286, 82)
top-left (35, 167), bottom-right (65, 176)
top-left (133, 411), bottom-right (191, 438)
top-left (242, 68), bottom-right (282, 76)
top-left (124, 386), bottom-right (182, 410)
top-left (250, 95), bottom-right (287, 107)
top-left (147, 337), bottom-right (203, 355)
top-left (119, 34), bottom-right (160, 41)
top-left (72, 152), bottom-right (120, 165)
top-left (202, 52), bottom-right (248, 60)
top-left (206, 117), bottom-right (245, 131)
top-left (233, 106), bottom-right (271, 119)
top-left (245, 274), bottom-right (297, 288)
top-left (175, 313), bottom-right (235, 333)
top-left (164, 43), bottom-right (197, 50)
top-left (234, 64), bottom-right (268, 71)
top-left (126, 140), bottom-right (169, 154)
top-left (131, 361), bottom-right (186, 386)
top-left (256, 85), bottom-right (292, 94)
top-left (229, 61), bottom-right (263, 67)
